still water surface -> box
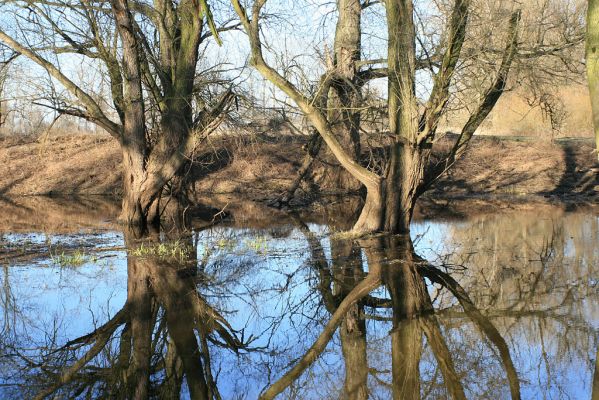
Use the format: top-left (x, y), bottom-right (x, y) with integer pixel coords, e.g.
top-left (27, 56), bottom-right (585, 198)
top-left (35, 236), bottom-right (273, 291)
top-left (0, 198), bottom-right (597, 399)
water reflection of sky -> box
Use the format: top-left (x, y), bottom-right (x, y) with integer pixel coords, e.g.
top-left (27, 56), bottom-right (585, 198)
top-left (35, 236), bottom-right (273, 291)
top-left (0, 209), bottom-right (597, 399)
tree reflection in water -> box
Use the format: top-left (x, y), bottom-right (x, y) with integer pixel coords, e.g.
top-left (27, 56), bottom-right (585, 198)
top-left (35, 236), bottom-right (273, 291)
top-left (0, 205), bottom-right (597, 399)
top-left (19, 228), bottom-right (250, 400)
top-left (278, 223), bottom-right (521, 400)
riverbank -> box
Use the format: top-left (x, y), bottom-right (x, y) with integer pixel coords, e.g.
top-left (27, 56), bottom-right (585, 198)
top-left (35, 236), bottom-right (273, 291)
top-left (0, 132), bottom-right (597, 202)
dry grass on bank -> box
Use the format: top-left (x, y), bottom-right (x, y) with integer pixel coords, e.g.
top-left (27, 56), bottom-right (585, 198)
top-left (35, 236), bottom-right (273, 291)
top-left (0, 133), bottom-right (121, 196)
top-left (442, 85), bottom-right (594, 137)
top-left (0, 124), bottom-right (596, 202)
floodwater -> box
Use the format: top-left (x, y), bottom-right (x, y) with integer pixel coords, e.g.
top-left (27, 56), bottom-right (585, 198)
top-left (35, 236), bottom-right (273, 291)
top-left (0, 197), bottom-right (597, 400)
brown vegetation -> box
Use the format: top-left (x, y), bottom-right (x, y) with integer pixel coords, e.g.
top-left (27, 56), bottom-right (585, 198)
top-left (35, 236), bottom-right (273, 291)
top-left (0, 132), bottom-right (596, 203)
top-left (444, 85), bottom-right (594, 137)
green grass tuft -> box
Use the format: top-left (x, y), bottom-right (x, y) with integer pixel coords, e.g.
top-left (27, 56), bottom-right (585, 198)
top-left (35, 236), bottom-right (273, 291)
top-left (51, 250), bottom-right (95, 267)
top-left (130, 240), bottom-right (192, 262)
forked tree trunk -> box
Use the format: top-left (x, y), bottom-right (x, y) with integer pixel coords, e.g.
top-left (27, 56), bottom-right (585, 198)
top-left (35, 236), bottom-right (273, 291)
top-left (112, 0), bottom-right (222, 230)
top-left (236, 0), bottom-right (515, 236)
top-left (119, 146), bottom-right (167, 230)
top-left (353, 144), bottom-right (425, 233)
top-left (119, 149), bottom-right (151, 228)
top-left (352, 0), bottom-right (423, 234)
top-left (118, 107), bottom-right (206, 229)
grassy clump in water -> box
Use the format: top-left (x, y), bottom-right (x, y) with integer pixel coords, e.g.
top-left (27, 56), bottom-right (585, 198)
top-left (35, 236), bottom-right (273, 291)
top-left (211, 236), bottom-right (269, 256)
top-left (243, 236), bottom-right (268, 255)
top-left (51, 250), bottom-right (96, 268)
top-left (131, 240), bottom-right (191, 261)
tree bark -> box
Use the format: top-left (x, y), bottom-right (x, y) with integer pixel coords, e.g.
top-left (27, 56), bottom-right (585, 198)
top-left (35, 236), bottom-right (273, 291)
top-left (119, 149), bottom-right (153, 229)
top-left (352, 144), bottom-right (425, 233)
top-left (587, 0), bottom-right (599, 163)
top-left (352, 0), bottom-right (422, 234)
top-left (324, 0), bottom-right (363, 182)
top-left (299, 0), bottom-right (364, 195)
top-left (111, 0), bottom-right (153, 229)
top-left (383, 144), bottom-right (425, 233)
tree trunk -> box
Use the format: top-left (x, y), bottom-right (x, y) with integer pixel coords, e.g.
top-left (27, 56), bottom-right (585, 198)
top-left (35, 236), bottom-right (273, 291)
top-left (352, 143), bottom-right (425, 234)
top-left (352, 182), bottom-right (384, 233)
top-left (112, 0), bottom-right (208, 229)
top-left (118, 145), bottom-right (168, 231)
top-left (118, 116), bottom-right (195, 230)
top-left (313, 0), bottom-right (363, 193)
top-left (351, 0), bottom-right (423, 235)
top-left (112, 0), bottom-right (153, 229)
top-left (587, 0), bottom-right (599, 163)
top-left (383, 143), bottom-right (426, 233)
top-left (332, 0), bottom-right (361, 155)
top-left (119, 148), bottom-right (152, 228)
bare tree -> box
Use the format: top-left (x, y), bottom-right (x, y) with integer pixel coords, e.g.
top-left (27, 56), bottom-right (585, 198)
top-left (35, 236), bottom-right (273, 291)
top-left (0, 0), bottom-right (236, 229)
top-left (232, 0), bottom-right (584, 234)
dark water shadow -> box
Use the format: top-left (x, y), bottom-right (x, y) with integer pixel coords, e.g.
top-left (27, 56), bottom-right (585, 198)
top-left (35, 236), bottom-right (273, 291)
top-left (544, 144), bottom-right (598, 199)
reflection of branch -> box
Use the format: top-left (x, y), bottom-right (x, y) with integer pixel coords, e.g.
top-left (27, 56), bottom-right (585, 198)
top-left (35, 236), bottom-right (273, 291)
top-left (420, 316), bottom-right (467, 400)
top-left (420, 265), bottom-right (521, 400)
top-left (439, 307), bottom-right (591, 334)
top-left (58, 305), bottom-right (130, 350)
top-left (291, 216), bottom-right (337, 312)
top-left (259, 267), bottom-right (382, 400)
top-left (33, 306), bottom-right (129, 400)
top-left (195, 294), bottom-right (248, 351)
